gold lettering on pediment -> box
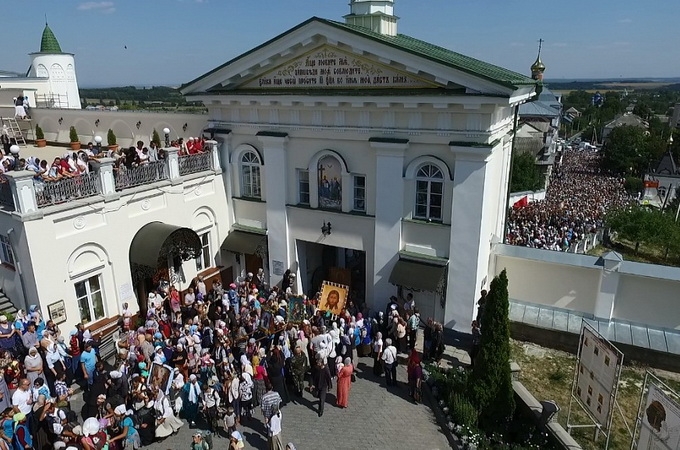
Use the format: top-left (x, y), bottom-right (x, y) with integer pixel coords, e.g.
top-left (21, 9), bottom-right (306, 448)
top-left (241, 46), bottom-right (436, 89)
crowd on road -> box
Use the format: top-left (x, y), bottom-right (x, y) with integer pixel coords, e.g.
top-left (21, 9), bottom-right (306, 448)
top-left (506, 148), bottom-right (633, 251)
top-left (0, 270), bottom-right (444, 450)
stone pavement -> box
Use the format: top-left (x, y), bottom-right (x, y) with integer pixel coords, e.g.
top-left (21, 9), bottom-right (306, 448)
top-left (72, 354), bottom-right (451, 450)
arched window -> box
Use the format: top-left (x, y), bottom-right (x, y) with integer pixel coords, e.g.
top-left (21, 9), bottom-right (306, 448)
top-left (415, 164), bottom-right (444, 221)
top-left (241, 151), bottom-right (261, 199)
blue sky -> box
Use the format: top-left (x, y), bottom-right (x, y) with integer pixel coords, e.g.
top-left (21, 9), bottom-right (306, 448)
top-left (4, 0), bottom-right (679, 87)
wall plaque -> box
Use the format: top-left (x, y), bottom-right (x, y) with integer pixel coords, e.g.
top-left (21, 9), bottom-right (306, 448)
top-left (48, 300), bottom-right (67, 324)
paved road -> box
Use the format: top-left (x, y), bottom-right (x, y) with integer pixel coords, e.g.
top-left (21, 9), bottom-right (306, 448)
top-left (72, 355), bottom-right (450, 450)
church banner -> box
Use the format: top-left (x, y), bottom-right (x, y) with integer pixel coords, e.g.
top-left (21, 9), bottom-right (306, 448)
top-left (242, 46), bottom-right (436, 89)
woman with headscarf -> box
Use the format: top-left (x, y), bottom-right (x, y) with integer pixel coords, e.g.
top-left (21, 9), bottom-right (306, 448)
top-left (12, 413), bottom-right (31, 450)
top-left (136, 400), bottom-right (156, 446)
top-left (182, 374), bottom-right (201, 427)
top-left (251, 355), bottom-right (267, 407)
top-left (267, 347), bottom-right (288, 405)
top-left (372, 332), bottom-right (384, 376)
top-left (81, 417), bottom-right (107, 450)
top-left (0, 368), bottom-right (10, 412)
top-left (336, 357), bottom-right (354, 408)
top-left (238, 372), bottom-right (254, 423)
top-left (109, 404), bottom-right (141, 450)
top-left (24, 347), bottom-right (44, 384)
top-left (407, 349), bottom-right (423, 404)
top-left (240, 354), bottom-right (253, 377)
top-left (31, 394), bottom-right (53, 450)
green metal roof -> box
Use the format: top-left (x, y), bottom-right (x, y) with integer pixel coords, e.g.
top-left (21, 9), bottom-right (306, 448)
top-left (182, 17), bottom-right (538, 93)
top-left (323, 19), bottom-right (536, 89)
top-left (40, 24), bottom-right (63, 53)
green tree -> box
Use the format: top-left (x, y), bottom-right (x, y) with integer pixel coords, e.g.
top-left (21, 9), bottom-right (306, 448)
top-left (470, 269), bottom-right (515, 430)
top-left (601, 125), bottom-right (648, 175)
top-left (152, 129), bottom-right (161, 147)
top-left (510, 152), bottom-right (542, 192)
top-left (607, 206), bottom-right (657, 254)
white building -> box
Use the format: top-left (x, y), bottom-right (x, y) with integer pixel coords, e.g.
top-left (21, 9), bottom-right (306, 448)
top-left (181, 0), bottom-right (538, 329)
top-left (0, 24), bottom-right (82, 109)
top-left (0, 1), bottom-right (537, 336)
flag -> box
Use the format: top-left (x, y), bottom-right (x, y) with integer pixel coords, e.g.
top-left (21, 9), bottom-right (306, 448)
top-left (513, 196), bottom-right (528, 208)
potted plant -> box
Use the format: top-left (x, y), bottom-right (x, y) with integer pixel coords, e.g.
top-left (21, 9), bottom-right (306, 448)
top-left (107, 128), bottom-right (118, 151)
top-left (151, 129), bottom-right (161, 148)
top-left (35, 125), bottom-right (47, 148)
top-left (69, 126), bottom-right (80, 150)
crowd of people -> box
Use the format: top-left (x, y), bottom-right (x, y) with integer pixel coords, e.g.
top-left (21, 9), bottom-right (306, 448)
top-left (0, 136), bottom-right (210, 182)
top-left (0, 271), bottom-right (442, 450)
top-left (506, 148), bottom-right (633, 251)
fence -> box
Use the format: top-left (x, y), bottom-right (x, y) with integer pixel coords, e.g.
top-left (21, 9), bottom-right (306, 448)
top-left (567, 229), bottom-right (604, 254)
top-left (0, 175), bottom-right (14, 210)
top-left (114, 161), bottom-right (168, 191)
top-left (35, 172), bottom-right (101, 208)
top-left (179, 152), bottom-right (213, 176)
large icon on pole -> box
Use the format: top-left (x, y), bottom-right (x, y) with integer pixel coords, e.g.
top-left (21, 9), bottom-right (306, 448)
top-left (634, 381), bottom-right (680, 450)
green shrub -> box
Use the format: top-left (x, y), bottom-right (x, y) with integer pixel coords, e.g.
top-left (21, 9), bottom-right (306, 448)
top-left (1, 311), bottom-right (14, 323)
top-left (449, 392), bottom-right (479, 428)
top-left (107, 129), bottom-right (116, 146)
top-left (151, 129), bottom-right (161, 147)
top-left (35, 125), bottom-right (44, 140)
top-left (69, 126), bottom-right (78, 143)
top-left (624, 177), bottom-right (643, 194)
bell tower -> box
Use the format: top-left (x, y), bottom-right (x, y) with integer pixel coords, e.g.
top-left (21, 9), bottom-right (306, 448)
top-left (344, 0), bottom-right (399, 36)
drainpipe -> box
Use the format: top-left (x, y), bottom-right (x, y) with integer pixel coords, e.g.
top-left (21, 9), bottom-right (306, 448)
top-left (503, 104), bottom-right (521, 244)
top-left (6, 228), bottom-right (28, 312)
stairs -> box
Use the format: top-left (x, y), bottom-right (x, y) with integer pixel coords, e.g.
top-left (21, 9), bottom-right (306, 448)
top-left (0, 289), bottom-right (17, 316)
top-left (1, 117), bottom-right (28, 147)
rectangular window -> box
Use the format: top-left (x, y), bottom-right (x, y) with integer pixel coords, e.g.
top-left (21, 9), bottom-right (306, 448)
top-left (0, 236), bottom-right (14, 266)
top-left (242, 166), bottom-right (261, 199)
top-left (195, 232), bottom-right (212, 271)
top-left (74, 275), bottom-right (105, 324)
top-left (353, 175), bottom-right (366, 212)
top-left (298, 170), bottom-right (310, 205)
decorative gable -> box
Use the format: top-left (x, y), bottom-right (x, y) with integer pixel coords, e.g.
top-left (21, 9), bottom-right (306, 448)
top-left (239, 45), bottom-right (437, 90)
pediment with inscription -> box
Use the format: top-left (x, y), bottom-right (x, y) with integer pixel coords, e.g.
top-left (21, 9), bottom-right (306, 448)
top-left (239, 46), bottom-right (438, 90)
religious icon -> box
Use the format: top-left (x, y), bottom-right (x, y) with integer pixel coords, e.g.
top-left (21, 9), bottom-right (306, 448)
top-left (260, 311), bottom-right (274, 333)
top-left (318, 155), bottom-right (342, 209)
top-left (147, 363), bottom-right (174, 395)
top-left (287, 296), bottom-right (306, 323)
top-left (318, 281), bottom-right (348, 315)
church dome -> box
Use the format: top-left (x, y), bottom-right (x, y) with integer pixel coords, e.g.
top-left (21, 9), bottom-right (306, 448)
top-left (531, 57), bottom-right (545, 72)
top-left (40, 24), bottom-right (63, 53)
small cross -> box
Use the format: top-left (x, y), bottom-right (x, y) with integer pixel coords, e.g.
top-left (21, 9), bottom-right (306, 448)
top-left (537, 39), bottom-right (544, 58)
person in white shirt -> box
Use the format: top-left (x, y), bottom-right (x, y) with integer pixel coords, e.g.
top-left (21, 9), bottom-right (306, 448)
top-left (381, 338), bottom-right (398, 387)
top-left (268, 407), bottom-right (283, 450)
top-left (12, 379), bottom-right (33, 414)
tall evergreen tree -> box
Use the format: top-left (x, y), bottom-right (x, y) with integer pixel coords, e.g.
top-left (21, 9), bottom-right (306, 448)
top-left (470, 269), bottom-right (515, 429)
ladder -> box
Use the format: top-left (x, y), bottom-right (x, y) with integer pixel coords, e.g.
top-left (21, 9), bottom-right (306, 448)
top-left (1, 117), bottom-right (27, 147)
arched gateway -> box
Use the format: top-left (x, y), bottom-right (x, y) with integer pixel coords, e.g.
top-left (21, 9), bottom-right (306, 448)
top-left (129, 222), bottom-right (202, 314)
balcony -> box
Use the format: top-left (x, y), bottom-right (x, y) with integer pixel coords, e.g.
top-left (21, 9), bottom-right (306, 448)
top-left (0, 141), bottom-right (221, 215)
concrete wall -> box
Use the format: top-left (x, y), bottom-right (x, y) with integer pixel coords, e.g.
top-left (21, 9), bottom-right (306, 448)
top-left (30, 108), bottom-right (209, 149)
top-left (509, 189), bottom-right (546, 206)
top-left (494, 244), bottom-right (680, 330)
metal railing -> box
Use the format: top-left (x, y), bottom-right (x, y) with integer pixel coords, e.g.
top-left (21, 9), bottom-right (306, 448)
top-left (568, 229), bottom-right (604, 254)
top-left (178, 152), bottom-right (213, 176)
top-left (35, 172), bottom-right (101, 208)
top-left (114, 161), bottom-right (168, 191)
top-left (0, 175), bottom-right (14, 210)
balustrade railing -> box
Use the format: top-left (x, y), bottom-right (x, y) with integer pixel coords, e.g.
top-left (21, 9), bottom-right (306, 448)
top-left (179, 152), bottom-right (213, 176)
top-left (115, 161), bottom-right (168, 191)
top-left (35, 172), bottom-right (101, 208)
top-left (0, 175), bottom-right (14, 210)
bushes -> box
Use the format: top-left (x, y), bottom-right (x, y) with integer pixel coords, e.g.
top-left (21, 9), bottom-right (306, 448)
top-left (69, 126), bottom-right (78, 143)
top-left (449, 392), bottom-right (479, 428)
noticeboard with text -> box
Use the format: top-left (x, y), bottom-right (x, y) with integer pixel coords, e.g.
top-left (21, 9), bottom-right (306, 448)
top-left (573, 323), bottom-right (623, 431)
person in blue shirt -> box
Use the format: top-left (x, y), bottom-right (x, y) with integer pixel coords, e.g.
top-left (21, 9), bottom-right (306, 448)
top-left (80, 341), bottom-right (98, 386)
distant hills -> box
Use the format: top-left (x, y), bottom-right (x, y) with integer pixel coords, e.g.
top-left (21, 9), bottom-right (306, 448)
top-left (545, 78), bottom-right (680, 92)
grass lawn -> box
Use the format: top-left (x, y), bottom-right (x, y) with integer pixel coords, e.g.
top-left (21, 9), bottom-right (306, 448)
top-left (588, 238), bottom-right (680, 267)
top-left (511, 340), bottom-right (680, 450)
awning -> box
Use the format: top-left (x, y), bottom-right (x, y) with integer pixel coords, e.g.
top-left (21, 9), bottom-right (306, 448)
top-left (221, 230), bottom-right (267, 255)
top-left (389, 259), bottom-right (447, 293)
top-left (129, 222), bottom-right (202, 269)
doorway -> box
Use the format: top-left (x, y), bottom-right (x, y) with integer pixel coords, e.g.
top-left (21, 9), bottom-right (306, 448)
top-left (297, 240), bottom-right (366, 307)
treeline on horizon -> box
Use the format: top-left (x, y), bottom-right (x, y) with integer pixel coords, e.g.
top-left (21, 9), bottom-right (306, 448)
top-left (79, 86), bottom-right (194, 106)
top-left (547, 80), bottom-right (680, 91)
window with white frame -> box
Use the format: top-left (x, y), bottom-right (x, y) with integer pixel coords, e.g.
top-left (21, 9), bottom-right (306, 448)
top-left (298, 170), bottom-right (310, 205)
top-left (0, 235), bottom-right (14, 266)
top-left (415, 164), bottom-right (444, 221)
top-left (353, 175), bottom-right (366, 212)
top-left (74, 275), bottom-right (105, 324)
top-left (195, 232), bottom-right (212, 271)
top-left (241, 151), bottom-right (262, 199)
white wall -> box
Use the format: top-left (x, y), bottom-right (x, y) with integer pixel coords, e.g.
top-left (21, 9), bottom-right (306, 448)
top-left (13, 172), bottom-right (229, 328)
top-left (613, 275), bottom-right (680, 330)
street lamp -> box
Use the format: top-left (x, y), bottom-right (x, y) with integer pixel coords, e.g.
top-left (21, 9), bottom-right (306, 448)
top-left (163, 127), bottom-right (170, 147)
top-left (9, 145), bottom-right (19, 158)
top-left (94, 135), bottom-right (102, 153)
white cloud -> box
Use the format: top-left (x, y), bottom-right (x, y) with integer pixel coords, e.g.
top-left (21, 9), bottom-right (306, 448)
top-left (618, 18), bottom-right (632, 24)
top-left (77, 2), bottom-right (116, 13)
